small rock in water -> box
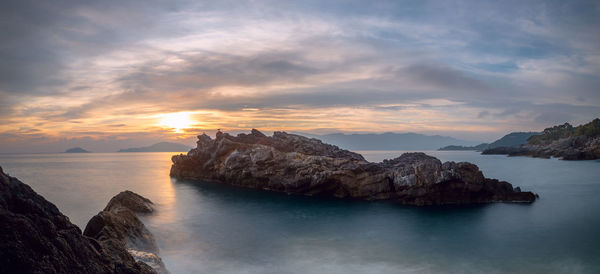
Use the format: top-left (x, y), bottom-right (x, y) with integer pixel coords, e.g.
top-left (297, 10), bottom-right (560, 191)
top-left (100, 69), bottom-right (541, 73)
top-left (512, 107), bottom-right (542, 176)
top-left (84, 190), bottom-right (169, 274)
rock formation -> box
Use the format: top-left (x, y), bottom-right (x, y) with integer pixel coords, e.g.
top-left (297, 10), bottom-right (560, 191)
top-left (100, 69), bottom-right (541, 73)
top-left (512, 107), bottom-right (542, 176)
top-left (0, 166), bottom-right (165, 273)
top-left (84, 191), bottom-right (168, 274)
top-left (171, 129), bottom-right (536, 205)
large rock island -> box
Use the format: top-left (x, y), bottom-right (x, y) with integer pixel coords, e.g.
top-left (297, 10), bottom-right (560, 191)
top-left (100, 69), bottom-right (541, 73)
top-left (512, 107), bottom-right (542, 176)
top-left (171, 129), bottom-right (536, 205)
top-left (0, 166), bottom-right (166, 273)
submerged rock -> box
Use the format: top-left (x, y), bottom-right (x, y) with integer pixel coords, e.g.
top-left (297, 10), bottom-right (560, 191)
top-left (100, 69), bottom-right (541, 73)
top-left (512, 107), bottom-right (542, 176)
top-left (171, 129), bottom-right (536, 205)
top-left (0, 167), bottom-right (156, 273)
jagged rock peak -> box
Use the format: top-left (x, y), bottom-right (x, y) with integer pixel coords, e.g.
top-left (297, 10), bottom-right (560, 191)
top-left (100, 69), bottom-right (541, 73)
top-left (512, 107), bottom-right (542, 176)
top-left (192, 129), bottom-right (366, 161)
top-left (251, 128), bottom-right (266, 137)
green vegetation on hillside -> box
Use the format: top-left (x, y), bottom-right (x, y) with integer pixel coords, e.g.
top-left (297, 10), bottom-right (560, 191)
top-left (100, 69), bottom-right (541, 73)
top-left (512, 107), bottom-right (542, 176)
top-left (576, 118), bottom-right (600, 137)
top-left (528, 118), bottom-right (600, 145)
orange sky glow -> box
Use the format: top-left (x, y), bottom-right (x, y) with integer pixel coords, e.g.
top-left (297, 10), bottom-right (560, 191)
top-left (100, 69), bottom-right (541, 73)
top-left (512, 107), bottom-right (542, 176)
top-left (1, 1), bottom-right (599, 153)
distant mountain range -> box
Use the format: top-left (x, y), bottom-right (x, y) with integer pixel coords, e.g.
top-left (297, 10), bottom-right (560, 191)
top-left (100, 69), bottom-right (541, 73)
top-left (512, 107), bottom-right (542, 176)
top-left (64, 147), bottom-right (90, 153)
top-left (117, 142), bottom-right (191, 152)
top-left (294, 132), bottom-right (480, 151)
top-left (439, 132), bottom-right (540, 151)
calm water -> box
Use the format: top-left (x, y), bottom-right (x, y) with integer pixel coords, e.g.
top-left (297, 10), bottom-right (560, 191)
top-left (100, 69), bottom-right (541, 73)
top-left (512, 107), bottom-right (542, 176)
top-left (1, 151), bottom-right (599, 274)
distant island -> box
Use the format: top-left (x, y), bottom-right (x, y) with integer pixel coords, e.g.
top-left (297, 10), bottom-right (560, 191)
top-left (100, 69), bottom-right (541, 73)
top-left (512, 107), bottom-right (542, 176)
top-left (118, 142), bottom-right (191, 152)
top-left (64, 147), bottom-right (90, 153)
top-left (296, 132), bottom-right (479, 151)
top-left (482, 118), bottom-right (600, 160)
top-left (439, 143), bottom-right (490, 151)
top-left (439, 132), bottom-right (540, 151)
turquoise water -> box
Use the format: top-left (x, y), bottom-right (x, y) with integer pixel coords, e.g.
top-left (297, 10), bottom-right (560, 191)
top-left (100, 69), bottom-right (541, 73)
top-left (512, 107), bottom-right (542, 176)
top-left (1, 151), bottom-right (599, 273)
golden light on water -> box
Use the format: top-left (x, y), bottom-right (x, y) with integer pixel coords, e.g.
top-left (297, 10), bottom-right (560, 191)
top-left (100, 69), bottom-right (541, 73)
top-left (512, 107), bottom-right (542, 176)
top-left (158, 112), bottom-right (195, 133)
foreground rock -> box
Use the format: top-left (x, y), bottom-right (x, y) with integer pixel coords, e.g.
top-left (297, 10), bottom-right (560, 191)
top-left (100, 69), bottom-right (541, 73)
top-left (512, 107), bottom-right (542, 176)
top-left (0, 167), bottom-right (158, 273)
top-left (84, 191), bottom-right (168, 274)
top-left (171, 130), bottom-right (536, 205)
top-left (482, 119), bottom-right (600, 160)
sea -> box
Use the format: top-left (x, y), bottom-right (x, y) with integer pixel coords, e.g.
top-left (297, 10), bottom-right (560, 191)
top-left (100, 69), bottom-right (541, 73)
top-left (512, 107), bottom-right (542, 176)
top-left (1, 151), bottom-right (599, 274)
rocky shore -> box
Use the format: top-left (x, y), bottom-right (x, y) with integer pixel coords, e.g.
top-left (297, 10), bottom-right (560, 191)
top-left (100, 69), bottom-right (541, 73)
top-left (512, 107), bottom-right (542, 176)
top-left (482, 120), bottom-right (600, 160)
top-left (0, 166), bottom-right (166, 273)
top-left (171, 129), bottom-right (536, 205)
top-left (482, 137), bottom-right (600, 160)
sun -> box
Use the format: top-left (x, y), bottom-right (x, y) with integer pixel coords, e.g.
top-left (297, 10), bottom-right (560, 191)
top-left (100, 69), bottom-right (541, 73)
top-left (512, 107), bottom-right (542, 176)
top-left (158, 112), bottom-right (194, 133)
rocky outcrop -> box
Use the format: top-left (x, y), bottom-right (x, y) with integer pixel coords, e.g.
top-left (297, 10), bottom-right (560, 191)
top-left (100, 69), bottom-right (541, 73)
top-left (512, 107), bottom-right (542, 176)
top-left (482, 135), bottom-right (600, 160)
top-left (0, 166), bottom-right (157, 273)
top-left (171, 130), bottom-right (536, 205)
top-left (84, 191), bottom-right (168, 274)
top-left (482, 119), bottom-right (600, 160)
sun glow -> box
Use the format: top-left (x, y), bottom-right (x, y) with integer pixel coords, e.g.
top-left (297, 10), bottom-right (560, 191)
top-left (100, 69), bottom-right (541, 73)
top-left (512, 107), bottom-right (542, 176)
top-left (158, 112), bottom-right (194, 133)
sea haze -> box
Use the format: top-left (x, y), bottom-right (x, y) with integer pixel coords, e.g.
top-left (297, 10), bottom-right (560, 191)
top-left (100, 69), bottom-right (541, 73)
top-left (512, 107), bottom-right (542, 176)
top-left (295, 132), bottom-right (481, 150)
top-left (1, 152), bottom-right (599, 273)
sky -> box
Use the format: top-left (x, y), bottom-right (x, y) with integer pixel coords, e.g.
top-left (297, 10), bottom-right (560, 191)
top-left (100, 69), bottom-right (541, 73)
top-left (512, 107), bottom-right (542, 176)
top-left (1, 0), bottom-right (599, 152)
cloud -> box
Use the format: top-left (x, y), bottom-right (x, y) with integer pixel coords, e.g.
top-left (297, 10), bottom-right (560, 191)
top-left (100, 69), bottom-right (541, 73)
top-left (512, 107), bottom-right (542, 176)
top-left (477, 111), bottom-right (490, 119)
top-left (392, 63), bottom-right (490, 93)
top-left (49, 57), bottom-right (493, 119)
top-left (1, 0), bottom-right (600, 152)
top-left (0, 1), bottom-right (68, 94)
top-left (118, 51), bottom-right (322, 92)
top-left (0, 0), bottom-right (190, 95)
